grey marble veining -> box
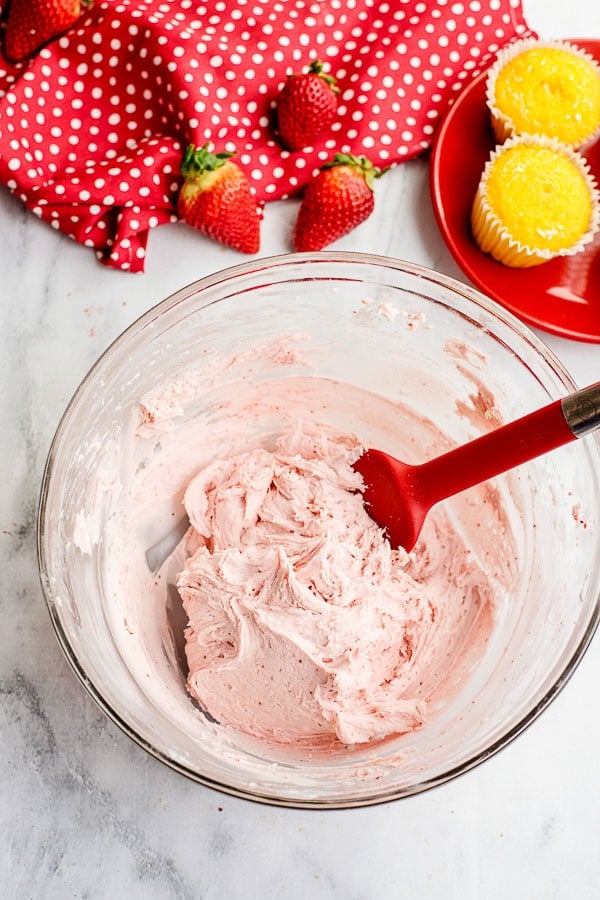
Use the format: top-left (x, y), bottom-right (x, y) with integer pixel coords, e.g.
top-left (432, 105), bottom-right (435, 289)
top-left (2, 1), bottom-right (600, 894)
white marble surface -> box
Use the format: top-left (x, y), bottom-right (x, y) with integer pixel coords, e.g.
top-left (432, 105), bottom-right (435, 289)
top-left (2, 1), bottom-right (600, 897)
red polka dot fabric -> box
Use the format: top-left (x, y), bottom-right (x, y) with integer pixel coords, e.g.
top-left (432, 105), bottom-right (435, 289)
top-left (0, 0), bottom-right (533, 271)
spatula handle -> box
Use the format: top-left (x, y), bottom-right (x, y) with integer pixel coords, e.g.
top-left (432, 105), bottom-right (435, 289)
top-left (417, 381), bottom-right (600, 509)
top-left (561, 382), bottom-right (600, 437)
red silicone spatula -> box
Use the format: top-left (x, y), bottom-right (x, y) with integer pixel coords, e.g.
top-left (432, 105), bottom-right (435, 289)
top-left (354, 381), bottom-right (600, 551)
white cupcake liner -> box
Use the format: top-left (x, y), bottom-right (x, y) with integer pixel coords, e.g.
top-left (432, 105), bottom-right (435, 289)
top-left (471, 133), bottom-right (600, 268)
top-left (485, 38), bottom-right (600, 149)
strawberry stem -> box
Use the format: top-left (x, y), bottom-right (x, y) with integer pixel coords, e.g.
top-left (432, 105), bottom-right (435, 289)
top-left (181, 143), bottom-right (235, 179)
top-left (307, 59), bottom-right (339, 92)
top-left (320, 153), bottom-right (388, 190)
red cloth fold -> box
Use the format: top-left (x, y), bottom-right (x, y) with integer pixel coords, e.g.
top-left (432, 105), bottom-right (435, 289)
top-left (0, 0), bottom-right (533, 271)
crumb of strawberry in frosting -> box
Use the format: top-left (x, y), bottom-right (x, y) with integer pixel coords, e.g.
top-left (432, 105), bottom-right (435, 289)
top-left (572, 503), bottom-right (588, 528)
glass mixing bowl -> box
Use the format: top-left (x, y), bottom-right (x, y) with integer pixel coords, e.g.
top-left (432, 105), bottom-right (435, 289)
top-left (38, 253), bottom-right (600, 808)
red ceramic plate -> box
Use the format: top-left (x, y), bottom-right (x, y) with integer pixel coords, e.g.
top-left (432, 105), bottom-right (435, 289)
top-left (430, 39), bottom-right (600, 343)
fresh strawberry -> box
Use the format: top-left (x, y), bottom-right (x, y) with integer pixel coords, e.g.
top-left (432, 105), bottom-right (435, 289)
top-left (4, 0), bottom-right (89, 62)
top-left (276, 59), bottom-right (338, 151)
top-left (294, 153), bottom-right (385, 251)
top-left (177, 143), bottom-right (260, 254)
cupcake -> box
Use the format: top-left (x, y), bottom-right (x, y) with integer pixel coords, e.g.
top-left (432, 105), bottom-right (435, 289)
top-left (486, 38), bottom-right (600, 149)
top-left (471, 134), bottom-right (600, 268)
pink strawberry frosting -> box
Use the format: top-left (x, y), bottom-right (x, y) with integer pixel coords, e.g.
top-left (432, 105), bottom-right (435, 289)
top-left (176, 422), bottom-right (502, 747)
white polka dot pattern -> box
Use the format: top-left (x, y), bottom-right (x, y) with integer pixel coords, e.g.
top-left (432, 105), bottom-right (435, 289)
top-left (0, 0), bottom-right (533, 271)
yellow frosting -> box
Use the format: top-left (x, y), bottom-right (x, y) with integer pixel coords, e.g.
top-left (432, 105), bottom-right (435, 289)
top-left (494, 46), bottom-right (600, 146)
top-left (485, 144), bottom-right (592, 251)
